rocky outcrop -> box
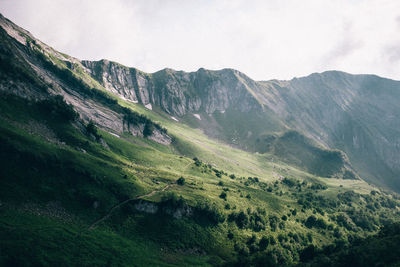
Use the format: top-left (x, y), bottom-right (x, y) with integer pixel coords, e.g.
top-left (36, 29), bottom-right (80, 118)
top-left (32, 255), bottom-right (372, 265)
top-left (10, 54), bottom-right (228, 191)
top-left (134, 200), bottom-right (158, 214)
top-left (134, 200), bottom-right (192, 219)
top-left (82, 61), bottom-right (264, 117)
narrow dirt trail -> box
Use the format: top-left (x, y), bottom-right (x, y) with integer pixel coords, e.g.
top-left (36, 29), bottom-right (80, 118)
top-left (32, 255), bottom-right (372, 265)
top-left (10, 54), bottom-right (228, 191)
top-left (183, 161), bottom-right (192, 171)
top-left (88, 184), bottom-right (172, 230)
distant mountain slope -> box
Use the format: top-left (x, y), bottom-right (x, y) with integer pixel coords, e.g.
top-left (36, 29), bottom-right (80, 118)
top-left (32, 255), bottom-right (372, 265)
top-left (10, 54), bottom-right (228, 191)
top-left (271, 72), bottom-right (400, 191)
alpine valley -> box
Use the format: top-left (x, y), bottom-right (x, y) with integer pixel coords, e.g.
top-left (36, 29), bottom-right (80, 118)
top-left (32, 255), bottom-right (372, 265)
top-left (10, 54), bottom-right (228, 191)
top-left (0, 14), bottom-right (400, 266)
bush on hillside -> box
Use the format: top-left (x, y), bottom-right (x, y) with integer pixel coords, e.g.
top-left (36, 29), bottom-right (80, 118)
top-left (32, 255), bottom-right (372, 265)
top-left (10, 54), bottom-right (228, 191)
top-left (219, 191), bottom-right (227, 200)
top-left (195, 201), bottom-right (225, 224)
top-left (259, 236), bottom-right (270, 251)
top-left (228, 210), bottom-right (266, 231)
top-left (305, 215), bottom-right (327, 229)
top-left (282, 177), bottom-right (298, 187)
top-left (143, 122), bottom-right (154, 137)
top-left (269, 215), bottom-right (279, 231)
top-left (176, 177), bottom-right (185, 185)
top-left (86, 120), bottom-right (101, 140)
top-left (38, 95), bottom-right (78, 122)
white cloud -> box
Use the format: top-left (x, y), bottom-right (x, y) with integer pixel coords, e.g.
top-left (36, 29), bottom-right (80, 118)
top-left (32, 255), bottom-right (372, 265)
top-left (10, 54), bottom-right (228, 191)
top-left (1, 0), bottom-right (400, 80)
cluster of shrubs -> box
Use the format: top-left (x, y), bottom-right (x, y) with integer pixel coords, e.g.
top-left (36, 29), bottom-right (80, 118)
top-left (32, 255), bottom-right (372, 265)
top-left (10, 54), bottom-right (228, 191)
top-left (244, 176), bottom-right (260, 186)
top-left (300, 222), bottom-right (400, 266)
top-left (333, 209), bottom-right (378, 231)
top-left (213, 168), bottom-right (227, 178)
top-left (282, 177), bottom-right (298, 187)
top-left (193, 157), bottom-right (202, 167)
top-left (192, 158), bottom-right (224, 176)
top-left (348, 211), bottom-right (377, 231)
top-left (122, 107), bottom-right (166, 135)
top-left (297, 192), bottom-right (338, 211)
top-left (305, 215), bottom-right (328, 229)
top-left (363, 192), bottom-right (399, 211)
top-left (86, 120), bottom-right (101, 140)
top-left (310, 183), bottom-right (327, 190)
top-left (195, 201), bottom-right (226, 224)
top-left (337, 190), bottom-right (360, 204)
top-left (231, 231), bottom-right (316, 266)
top-left (279, 177), bottom-right (327, 192)
top-left (187, 156), bottom-right (398, 265)
top-left (248, 177), bottom-right (306, 194)
top-left (228, 208), bottom-right (267, 231)
top-left (248, 177), bottom-right (260, 183)
top-left (192, 158), bottom-right (246, 183)
top-left (378, 196), bottom-right (398, 209)
top-left (234, 234), bottom-right (276, 256)
top-left (334, 213), bottom-right (356, 231)
top-left (268, 215), bottom-right (286, 231)
top-left (37, 95), bottom-right (78, 122)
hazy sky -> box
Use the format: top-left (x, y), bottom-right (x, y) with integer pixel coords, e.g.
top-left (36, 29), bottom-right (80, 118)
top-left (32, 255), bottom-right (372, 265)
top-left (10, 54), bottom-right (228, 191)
top-left (1, 0), bottom-right (400, 80)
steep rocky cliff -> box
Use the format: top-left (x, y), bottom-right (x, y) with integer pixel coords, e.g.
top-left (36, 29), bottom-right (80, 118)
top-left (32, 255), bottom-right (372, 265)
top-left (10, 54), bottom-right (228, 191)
top-left (0, 14), bottom-right (171, 145)
top-left (81, 60), bottom-right (266, 116)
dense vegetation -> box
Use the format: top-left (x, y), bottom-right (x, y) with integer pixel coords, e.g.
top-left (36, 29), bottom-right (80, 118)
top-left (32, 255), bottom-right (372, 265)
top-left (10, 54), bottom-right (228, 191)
top-left (303, 222), bottom-right (400, 266)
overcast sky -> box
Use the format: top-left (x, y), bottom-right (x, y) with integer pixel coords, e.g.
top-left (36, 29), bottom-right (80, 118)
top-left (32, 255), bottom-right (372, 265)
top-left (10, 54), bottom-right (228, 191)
top-left (1, 0), bottom-right (400, 80)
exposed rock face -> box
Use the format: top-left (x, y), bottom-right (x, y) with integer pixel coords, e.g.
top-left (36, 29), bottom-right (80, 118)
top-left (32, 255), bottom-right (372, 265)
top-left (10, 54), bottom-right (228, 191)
top-left (134, 200), bottom-right (158, 214)
top-left (82, 60), bottom-right (143, 104)
top-left (134, 200), bottom-right (192, 219)
top-left (81, 61), bottom-right (264, 117)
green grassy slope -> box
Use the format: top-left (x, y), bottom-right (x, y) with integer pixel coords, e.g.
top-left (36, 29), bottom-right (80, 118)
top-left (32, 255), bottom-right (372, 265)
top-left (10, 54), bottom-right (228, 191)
top-left (255, 130), bottom-right (357, 179)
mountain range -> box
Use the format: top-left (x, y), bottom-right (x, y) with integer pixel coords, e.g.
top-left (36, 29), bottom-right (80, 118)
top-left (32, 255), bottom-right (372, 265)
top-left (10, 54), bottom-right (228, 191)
top-left (0, 13), bottom-right (400, 266)
top-left (81, 59), bottom-right (400, 191)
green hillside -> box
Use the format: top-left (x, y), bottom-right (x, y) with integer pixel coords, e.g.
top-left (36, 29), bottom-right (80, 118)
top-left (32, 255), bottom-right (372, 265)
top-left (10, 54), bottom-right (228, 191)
top-left (1, 90), bottom-right (400, 266)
